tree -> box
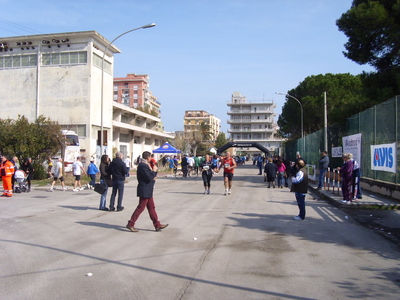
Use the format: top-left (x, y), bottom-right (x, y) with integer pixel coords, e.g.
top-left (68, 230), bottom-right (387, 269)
top-left (215, 132), bottom-right (227, 150)
top-left (336, 0), bottom-right (400, 72)
top-left (172, 133), bottom-right (187, 154)
top-left (188, 130), bottom-right (203, 157)
top-left (0, 115), bottom-right (61, 167)
top-left (277, 73), bottom-right (364, 138)
top-left (336, 0), bottom-right (400, 107)
top-left (199, 121), bottom-right (212, 141)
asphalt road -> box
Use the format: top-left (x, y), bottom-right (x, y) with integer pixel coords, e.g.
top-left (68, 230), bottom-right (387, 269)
top-left (1, 165), bottom-right (400, 299)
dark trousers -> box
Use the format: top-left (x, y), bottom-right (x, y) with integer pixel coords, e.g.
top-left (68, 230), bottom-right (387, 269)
top-left (202, 173), bottom-right (212, 188)
top-left (182, 165), bottom-right (188, 177)
top-left (128, 197), bottom-right (161, 229)
top-left (89, 174), bottom-right (96, 187)
top-left (295, 192), bottom-right (306, 219)
top-left (318, 168), bottom-right (327, 188)
top-left (109, 180), bottom-right (124, 210)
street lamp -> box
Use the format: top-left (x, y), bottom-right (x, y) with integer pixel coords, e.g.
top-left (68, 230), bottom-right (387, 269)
top-left (275, 92), bottom-right (304, 156)
top-left (100, 23), bottom-right (156, 156)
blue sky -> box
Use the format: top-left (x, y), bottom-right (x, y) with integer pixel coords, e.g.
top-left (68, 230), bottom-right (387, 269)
top-left (0, 0), bottom-right (373, 134)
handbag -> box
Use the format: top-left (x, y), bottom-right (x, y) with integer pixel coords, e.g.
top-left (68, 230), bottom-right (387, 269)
top-left (94, 182), bottom-right (107, 194)
top-left (106, 179), bottom-right (113, 187)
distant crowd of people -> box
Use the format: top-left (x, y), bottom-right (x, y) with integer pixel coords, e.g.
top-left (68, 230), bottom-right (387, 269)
top-left (1, 148), bottom-right (363, 229)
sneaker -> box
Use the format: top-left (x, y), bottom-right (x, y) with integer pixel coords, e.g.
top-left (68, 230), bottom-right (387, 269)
top-left (228, 189), bottom-right (231, 195)
top-left (62, 188), bottom-right (67, 191)
top-left (204, 190), bottom-right (207, 195)
top-left (341, 200), bottom-right (347, 203)
top-left (293, 216), bottom-right (304, 221)
top-left (72, 188), bottom-right (79, 192)
top-left (207, 189), bottom-right (210, 194)
top-left (87, 183), bottom-right (90, 189)
top-left (49, 188), bottom-right (53, 192)
top-left (224, 189), bottom-right (228, 195)
top-left (346, 201), bottom-right (352, 204)
top-left (79, 187), bottom-right (84, 191)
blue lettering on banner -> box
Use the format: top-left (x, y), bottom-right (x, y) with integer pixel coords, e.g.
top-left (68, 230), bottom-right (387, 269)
top-left (373, 147), bottom-right (393, 168)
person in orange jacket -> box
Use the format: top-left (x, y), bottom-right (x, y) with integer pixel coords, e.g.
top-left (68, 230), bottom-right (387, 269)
top-left (1, 155), bottom-right (15, 197)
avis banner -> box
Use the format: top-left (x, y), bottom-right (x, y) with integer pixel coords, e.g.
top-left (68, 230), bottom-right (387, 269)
top-left (370, 143), bottom-right (397, 173)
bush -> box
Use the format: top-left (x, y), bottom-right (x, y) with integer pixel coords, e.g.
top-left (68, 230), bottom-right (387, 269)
top-left (32, 162), bottom-right (47, 180)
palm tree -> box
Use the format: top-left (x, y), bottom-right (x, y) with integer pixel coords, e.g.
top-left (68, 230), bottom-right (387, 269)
top-left (199, 121), bottom-right (212, 141)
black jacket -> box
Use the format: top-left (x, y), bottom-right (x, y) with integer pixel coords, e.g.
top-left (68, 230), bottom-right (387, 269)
top-left (291, 167), bottom-right (309, 194)
top-left (137, 162), bottom-right (157, 198)
top-left (109, 157), bottom-right (127, 181)
top-left (264, 162), bottom-right (278, 178)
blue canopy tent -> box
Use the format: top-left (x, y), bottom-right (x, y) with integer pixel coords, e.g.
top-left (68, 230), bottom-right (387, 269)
top-left (152, 142), bottom-right (181, 153)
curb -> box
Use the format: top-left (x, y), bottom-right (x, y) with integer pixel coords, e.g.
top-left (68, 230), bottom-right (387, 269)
top-left (309, 186), bottom-right (400, 210)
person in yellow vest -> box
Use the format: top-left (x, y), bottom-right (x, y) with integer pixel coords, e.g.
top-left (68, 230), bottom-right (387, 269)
top-left (1, 155), bottom-right (15, 197)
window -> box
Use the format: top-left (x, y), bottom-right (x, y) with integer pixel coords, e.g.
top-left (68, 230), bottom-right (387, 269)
top-left (120, 133), bottom-right (130, 143)
top-left (133, 85), bottom-right (138, 90)
top-left (70, 52), bottom-right (78, 63)
top-left (21, 55), bottom-right (29, 66)
top-left (60, 53), bottom-right (69, 64)
top-left (120, 145), bottom-right (127, 158)
top-left (145, 138), bottom-right (151, 145)
top-left (12, 56), bottom-right (20, 67)
top-left (155, 139), bottom-right (160, 146)
top-left (134, 136), bottom-right (140, 144)
top-left (4, 56), bottom-right (12, 68)
top-left (93, 53), bottom-right (111, 73)
top-left (42, 51), bottom-right (87, 66)
top-left (51, 53), bottom-right (60, 65)
top-left (60, 125), bottom-right (86, 137)
top-left (121, 115), bottom-right (129, 123)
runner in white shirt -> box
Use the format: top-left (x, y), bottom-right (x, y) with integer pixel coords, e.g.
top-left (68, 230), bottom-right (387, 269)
top-left (73, 157), bottom-right (86, 191)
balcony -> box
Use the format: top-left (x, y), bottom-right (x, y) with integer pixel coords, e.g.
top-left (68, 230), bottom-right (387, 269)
top-left (227, 119), bottom-right (273, 124)
top-left (227, 110), bottom-right (275, 115)
top-left (228, 128), bottom-right (274, 133)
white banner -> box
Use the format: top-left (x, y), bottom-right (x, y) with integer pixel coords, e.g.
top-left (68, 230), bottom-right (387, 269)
top-left (331, 147), bottom-right (342, 158)
top-left (370, 143), bottom-right (397, 173)
top-left (343, 133), bottom-right (362, 162)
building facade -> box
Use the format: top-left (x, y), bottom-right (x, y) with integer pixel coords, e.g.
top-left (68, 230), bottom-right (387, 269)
top-left (183, 110), bottom-right (221, 140)
top-left (227, 91), bottom-right (282, 155)
top-left (0, 31), bottom-right (172, 165)
top-left (113, 73), bottom-right (161, 117)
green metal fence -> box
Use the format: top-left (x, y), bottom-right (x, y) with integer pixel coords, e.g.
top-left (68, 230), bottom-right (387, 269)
top-left (284, 95), bottom-right (400, 184)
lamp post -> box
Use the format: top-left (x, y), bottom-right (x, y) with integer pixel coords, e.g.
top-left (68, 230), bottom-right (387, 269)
top-left (100, 23), bottom-right (156, 156)
top-left (276, 92), bottom-right (304, 156)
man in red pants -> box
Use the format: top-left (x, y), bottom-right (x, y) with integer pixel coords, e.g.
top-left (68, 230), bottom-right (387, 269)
top-left (1, 155), bottom-right (15, 197)
top-left (126, 151), bottom-right (168, 232)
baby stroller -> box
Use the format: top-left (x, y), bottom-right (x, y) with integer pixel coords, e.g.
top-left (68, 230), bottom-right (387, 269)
top-left (14, 170), bottom-right (29, 193)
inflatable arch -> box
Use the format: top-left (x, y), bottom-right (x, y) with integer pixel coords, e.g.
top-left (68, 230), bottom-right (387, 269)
top-left (217, 142), bottom-right (270, 157)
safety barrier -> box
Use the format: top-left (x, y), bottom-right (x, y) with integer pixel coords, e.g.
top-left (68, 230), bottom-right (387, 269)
top-left (331, 168), bottom-right (341, 195)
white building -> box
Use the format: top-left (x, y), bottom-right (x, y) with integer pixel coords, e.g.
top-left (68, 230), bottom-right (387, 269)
top-left (0, 31), bottom-right (173, 164)
top-left (227, 91), bottom-right (282, 155)
top-left (183, 110), bottom-right (221, 141)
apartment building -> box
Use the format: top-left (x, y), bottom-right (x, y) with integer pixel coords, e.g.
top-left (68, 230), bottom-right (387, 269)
top-left (183, 110), bottom-right (221, 140)
top-left (0, 31), bottom-right (172, 164)
top-left (113, 73), bottom-right (161, 117)
top-left (227, 91), bottom-right (282, 155)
